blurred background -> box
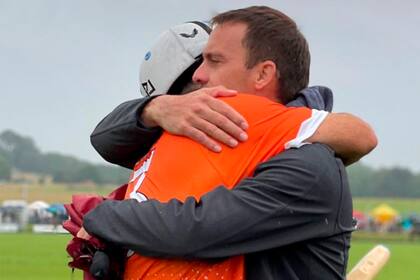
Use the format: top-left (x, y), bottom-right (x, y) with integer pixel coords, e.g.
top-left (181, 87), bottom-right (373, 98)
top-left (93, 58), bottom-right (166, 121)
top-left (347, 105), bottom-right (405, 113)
top-left (1, 1), bottom-right (419, 279)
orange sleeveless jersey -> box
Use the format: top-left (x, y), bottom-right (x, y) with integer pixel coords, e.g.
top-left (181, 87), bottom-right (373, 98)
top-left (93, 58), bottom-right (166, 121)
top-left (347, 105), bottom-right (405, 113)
top-left (123, 94), bottom-right (327, 280)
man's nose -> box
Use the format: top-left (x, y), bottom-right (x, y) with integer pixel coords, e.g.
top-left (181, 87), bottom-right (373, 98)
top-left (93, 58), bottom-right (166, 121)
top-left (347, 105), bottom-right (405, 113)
top-left (192, 61), bottom-right (208, 85)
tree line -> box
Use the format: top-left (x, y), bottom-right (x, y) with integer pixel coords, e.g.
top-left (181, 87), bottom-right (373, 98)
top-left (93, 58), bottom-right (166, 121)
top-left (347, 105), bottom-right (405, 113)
top-left (347, 163), bottom-right (420, 198)
top-left (0, 130), bottom-right (129, 185)
top-left (0, 130), bottom-right (419, 197)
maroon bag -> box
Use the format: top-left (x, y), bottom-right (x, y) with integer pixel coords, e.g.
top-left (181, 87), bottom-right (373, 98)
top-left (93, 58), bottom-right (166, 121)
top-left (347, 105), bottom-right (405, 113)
top-left (63, 184), bottom-right (127, 280)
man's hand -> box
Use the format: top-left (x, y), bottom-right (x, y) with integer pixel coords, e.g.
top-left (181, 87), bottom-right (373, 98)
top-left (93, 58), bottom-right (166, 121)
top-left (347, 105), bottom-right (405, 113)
top-left (77, 227), bottom-right (92, 240)
top-left (141, 86), bottom-right (249, 152)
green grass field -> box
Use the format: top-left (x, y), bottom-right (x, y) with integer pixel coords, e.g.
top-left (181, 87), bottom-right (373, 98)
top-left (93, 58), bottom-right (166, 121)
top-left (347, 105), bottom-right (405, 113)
top-left (348, 240), bottom-right (420, 280)
top-left (353, 198), bottom-right (420, 215)
top-left (0, 233), bottom-right (419, 280)
top-left (1, 186), bottom-right (419, 279)
top-left (0, 233), bottom-right (82, 280)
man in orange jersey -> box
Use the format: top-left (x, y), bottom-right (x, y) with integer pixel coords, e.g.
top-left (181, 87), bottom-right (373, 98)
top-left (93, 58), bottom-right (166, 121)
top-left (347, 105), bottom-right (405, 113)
top-left (120, 94), bottom-right (327, 280)
top-left (84, 6), bottom-right (377, 280)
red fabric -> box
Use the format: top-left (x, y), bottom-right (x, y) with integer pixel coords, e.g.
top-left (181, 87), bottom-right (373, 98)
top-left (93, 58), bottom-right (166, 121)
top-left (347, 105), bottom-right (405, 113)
top-left (63, 184), bottom-right (127, 280)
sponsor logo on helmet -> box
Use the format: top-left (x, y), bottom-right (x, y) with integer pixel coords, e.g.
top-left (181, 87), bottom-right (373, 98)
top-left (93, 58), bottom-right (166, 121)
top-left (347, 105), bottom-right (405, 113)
top-left (180, 28), bottom-right (198, 38)
top-left (141, 79), bottom-right (156, 96)
top-left (144, 51), bottom-right (151, 61)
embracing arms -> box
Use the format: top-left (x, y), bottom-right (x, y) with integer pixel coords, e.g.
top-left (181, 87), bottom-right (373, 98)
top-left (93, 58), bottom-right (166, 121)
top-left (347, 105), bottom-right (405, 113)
top-left (90, 97), bottom-right (162, 169)
top-left (83, 144), bottom-right (354, 258)
top-left (91, 87), bottom-right (377, 168)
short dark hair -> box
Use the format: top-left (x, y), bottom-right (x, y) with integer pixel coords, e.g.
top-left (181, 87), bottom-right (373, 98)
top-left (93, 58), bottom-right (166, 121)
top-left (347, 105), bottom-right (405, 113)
top-left (212, 6), bottom-right (310, 103)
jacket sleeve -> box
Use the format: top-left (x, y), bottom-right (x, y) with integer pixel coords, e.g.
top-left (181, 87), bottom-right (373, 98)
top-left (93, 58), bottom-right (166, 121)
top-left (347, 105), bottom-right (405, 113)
top-left (84, 144), bottom-right (353, 259)
top-left (90, 97), bottom-right (162, 169)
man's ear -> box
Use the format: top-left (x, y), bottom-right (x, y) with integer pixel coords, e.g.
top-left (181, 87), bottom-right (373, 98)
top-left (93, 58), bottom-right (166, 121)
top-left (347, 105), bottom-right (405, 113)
top-left (254, 60), bottom-right (277, 91)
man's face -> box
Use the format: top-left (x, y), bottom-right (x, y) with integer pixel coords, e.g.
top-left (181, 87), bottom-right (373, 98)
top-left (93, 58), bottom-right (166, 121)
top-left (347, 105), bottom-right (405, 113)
top-left (192, 22), bottom-right (255, 93)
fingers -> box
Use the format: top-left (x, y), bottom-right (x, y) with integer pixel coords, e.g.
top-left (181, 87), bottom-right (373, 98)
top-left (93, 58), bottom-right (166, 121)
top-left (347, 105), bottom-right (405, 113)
top-left (185, 90), bottom-right (248, 149)
top-left (181, 99), bottom-right (248, 149)
top-left (204, 87), bottom-right (248, 131)
top-left (182, 125), bottom-right (222, 153)
top-left (77, 227), bottom-right (92, 240)
top-left (151, 87), bottom-right (249, 152)
top-left (196, 107), bottom-right (247, 145)
top-left (207, 97), bottom-right (248, 132)
top-left (188, 94), bottom-right (248, 144)
top-left (191, 117), bottom-right (240, 149)
top-left (208, 86), bottom-right (237, 97)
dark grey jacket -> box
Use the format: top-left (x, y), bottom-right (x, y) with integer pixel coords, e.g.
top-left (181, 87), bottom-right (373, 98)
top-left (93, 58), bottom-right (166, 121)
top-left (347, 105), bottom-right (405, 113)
top-left (87, 86), bottom-right (354, 279)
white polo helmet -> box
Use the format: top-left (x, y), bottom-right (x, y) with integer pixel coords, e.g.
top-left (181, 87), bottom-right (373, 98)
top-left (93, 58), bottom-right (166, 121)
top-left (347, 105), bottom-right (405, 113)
top-left (139, 21), bottom-right (211, 97)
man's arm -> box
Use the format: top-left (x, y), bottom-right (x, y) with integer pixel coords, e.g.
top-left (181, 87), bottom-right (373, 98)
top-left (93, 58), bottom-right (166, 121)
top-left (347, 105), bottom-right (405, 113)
top-left (290, 86), bottom-right (377, 165)
top-left (91, 87), bottom-right (376, 169)
top-left (90, 97), bottom-right (162, 169)
top-left (90, 87), bottom-right (248, 169)
top-left (83, 144), bottom-right (354, 258)
top-left (142, 93), bottom-right (377, 165)
top-left (307, 113), bottom-right (378, 165)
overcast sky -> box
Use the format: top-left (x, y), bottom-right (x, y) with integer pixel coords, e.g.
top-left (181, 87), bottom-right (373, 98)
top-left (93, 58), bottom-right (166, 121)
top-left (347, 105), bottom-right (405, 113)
top-left (1, 0), bottom-right (419, 171)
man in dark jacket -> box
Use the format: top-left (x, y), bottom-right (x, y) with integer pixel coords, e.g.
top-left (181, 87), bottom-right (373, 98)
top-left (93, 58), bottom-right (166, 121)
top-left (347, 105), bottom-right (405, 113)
top-left (82, 6), bottom-right (377, 279)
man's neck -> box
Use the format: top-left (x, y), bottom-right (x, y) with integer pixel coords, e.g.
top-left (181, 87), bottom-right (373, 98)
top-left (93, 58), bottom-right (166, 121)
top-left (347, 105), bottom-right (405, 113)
top-left (252, 89), bottom-right (280, 103)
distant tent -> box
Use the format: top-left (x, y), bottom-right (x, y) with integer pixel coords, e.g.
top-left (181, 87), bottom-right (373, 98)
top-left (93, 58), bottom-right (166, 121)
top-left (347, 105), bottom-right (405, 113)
top-left (0, 200), bottom-right (28, 230)
top-left (371, 204), bottom-right (399, 224)
top-left (28, 201), bottom-right (51, 223)
top-left (28, 201), bottom-right (49, 210)
top-left (2, 200), bottom-right (27, 208)
top-left (46, 203), bottom-right (67, 216)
